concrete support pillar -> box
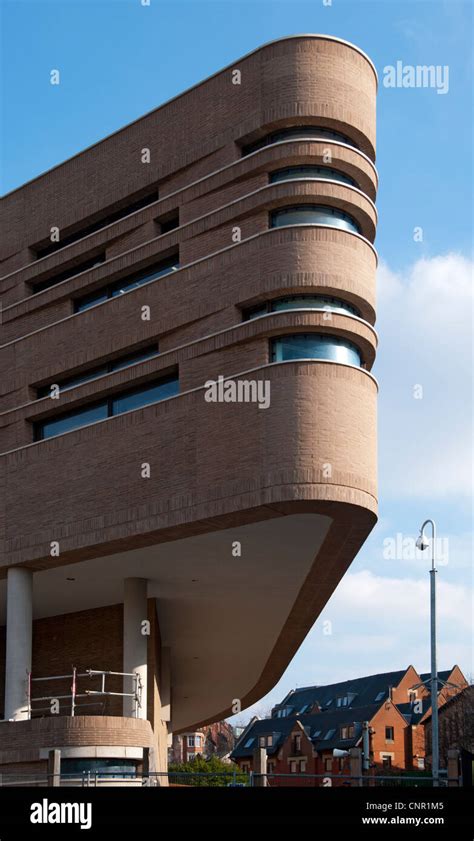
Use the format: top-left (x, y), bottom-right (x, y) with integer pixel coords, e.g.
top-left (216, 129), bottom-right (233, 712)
top-left (447, 749), bottom-right (460, 786)
top-left (123, 578), bottom-right (148, 719)
top-left (252, 747), bottom-right (267, 787)
top-left (4, 567), bottom-right (33, 721)
top-left (47, 749), bottom-right (61, 786)
top-left (349, 747), bottom-right (362, 786)
top-left (160, 646), bottom-right (171, 722)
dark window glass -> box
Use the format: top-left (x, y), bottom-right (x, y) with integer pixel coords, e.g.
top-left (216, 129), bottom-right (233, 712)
top-left (35, 374), bottom-right (178, 440)
top-left (38, 401), bottom-right (108, 440)
top-left (271, 334), bottom-right (361, 367)
top-left (36, 345), bottom-right (159, 399)
top-left (74, 254), bottom-right (179, 312)
top-left (244, 295), bottom-right (359, 320)
top-left (75, 290), bottom-right (109, 313)
top-left (110, 347), bottom-right (159, 372)
top-left (112, 376), bottom-right (179, 415)
top-left (270, 165), bottom-right (357, 188)
top-left (61, 759), bottom-right (138, 779)
top-left (35, 190), bottom-right (159, 259)
top-left (32, 254), bottom-right (106, 294)
top-left (270, 205), bottom-right (360, 235)
top-left (242, 126), bottom-right (358, 156)
top-left (111, 258), bottom-right (179, 298)
top-left (160, 213), bottom-right (179, 234)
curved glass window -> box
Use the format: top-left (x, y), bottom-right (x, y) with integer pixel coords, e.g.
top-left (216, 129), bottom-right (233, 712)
top-left (270, 166), bottom-right (357, 188)
top-left (271, 205), bottom-right (360, 235)
top-left (271, 334), bottom-right (362, 367)
top-left (244, 295), bottom-right (359, 320)
top-left (242, 126), bottom-right (358, 156)
top-left (61, 759), bottom-right (138, 780)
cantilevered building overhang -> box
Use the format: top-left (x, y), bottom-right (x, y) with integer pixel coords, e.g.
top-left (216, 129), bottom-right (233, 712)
top-left (0, 35), bottom-right (378, 779)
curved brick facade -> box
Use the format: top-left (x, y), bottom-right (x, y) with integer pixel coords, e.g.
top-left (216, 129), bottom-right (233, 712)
top-left (0, 36), bottom-right (378, 777)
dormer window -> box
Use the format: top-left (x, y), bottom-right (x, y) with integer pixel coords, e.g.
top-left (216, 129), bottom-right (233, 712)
top-left (340, 725), bottom-right (355, 739)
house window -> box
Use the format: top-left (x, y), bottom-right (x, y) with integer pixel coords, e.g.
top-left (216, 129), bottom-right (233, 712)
top-left (323, 729), bottom-right (336, 740)
top-left (195, 735), bottom-right (201, 748)
top-left (34, 372), bottom-right (179, 440)
top-left (270, 165), bottom-right (358, 188)
top-left (294, 734), bottom-right (302, 752)
top-left (382, 755), bottom-right (392, 769)
top-left (271, 334), bottom-right (362, 368)
top-left (32, 252), bottom-right (106, 294)
top-left (267, 735), bottom-right (273, 747)
top-left (300, 760), bottom-right (307, 773)
top-left (417, 758), bottom-right (425, 770)
top-left (270, 205), bottom-right (361, 236)
top-left (241, 763), bottom-right (250, 774)
top-left (187, 736), bottom-right (195, 747)
top-left (324, 758), bottom-right (332, 771)
top-left (268, 762), bottom-right (275, 774)
top-left (290, 761), bottom-right (297, 773)
top-left (74, 253), bottom-right (180, 312)
top-left (243, 738), bottom-right (254, 748)
top-left (385, 727), bottom-right (394, 742)
top-left (408, 690), bottom-right (417, 702)
top-left (259, 737), bottom-right (266, 747)
top-left (36, 344), bottom-right (160, 399)
top-left (34, 188), bottom-right (159, 259)
top-left (243, 294), bottom-right (359, 321)
top-left (340, 725), bottom-right (354, 740)
top-left (158, 211), bottom-right (179, 234)
top-left (241, 126), bottom-right (358, 157)
top-left (375, 691), bottom-right (385, 702)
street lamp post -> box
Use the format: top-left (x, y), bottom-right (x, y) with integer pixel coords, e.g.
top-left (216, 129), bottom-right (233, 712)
top-left (416, 519), bottom-right (439, 786)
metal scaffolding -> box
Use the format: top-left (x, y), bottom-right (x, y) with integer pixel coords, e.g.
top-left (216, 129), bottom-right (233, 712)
top-left (25, 667), bottom-right (143, 719)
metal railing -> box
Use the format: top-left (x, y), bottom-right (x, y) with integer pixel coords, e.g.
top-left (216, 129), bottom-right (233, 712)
top-left (24, 667), bottom-right (143, 719)
top-left (0, 770), bottom-right (455, 788)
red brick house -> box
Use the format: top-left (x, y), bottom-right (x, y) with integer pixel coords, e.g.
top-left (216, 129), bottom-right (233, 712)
top-left (231, 666), bottom-right (468, 782)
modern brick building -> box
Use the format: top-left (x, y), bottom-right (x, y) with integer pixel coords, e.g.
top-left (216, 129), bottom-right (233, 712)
top-left (231, 665), bottom-right (468, 782)
top-left (0, 35), bottom-right (379, 782)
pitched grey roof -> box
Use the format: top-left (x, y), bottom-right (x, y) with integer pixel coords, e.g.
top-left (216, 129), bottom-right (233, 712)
top-left (271, 669), bottom-right (409, 716)
top-left (396, 699), bottom-right (431, 724)
top-left (418, 669), bottom-right (452, 685)
top-left (231, 705), bottom-right (381, 759)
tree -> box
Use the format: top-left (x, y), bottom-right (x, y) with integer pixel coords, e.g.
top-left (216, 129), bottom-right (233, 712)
top-left (168, 754), bottom-right (247, 786)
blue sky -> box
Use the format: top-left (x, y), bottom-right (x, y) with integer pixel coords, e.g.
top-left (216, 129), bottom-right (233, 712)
top-left (2, 0), bottom-right (472, 718)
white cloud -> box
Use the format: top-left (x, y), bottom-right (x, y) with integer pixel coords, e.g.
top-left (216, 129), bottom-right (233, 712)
top-left (230, 568), bottom-right (472, 724)
top-left (230, 254), bottom-right (473, 725)
top-left (375, 253), bottom-right (473, 499)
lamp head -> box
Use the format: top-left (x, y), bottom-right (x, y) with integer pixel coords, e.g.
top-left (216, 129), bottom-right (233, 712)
top-left (416, 533), bottom-right (429, 551)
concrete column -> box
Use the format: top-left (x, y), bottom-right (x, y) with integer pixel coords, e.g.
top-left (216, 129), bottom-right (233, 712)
top-left (252, 747), bottom-right (267, 787)
top-left (123, 578), bottom-right (148, 719)
top-left (447, 749), bottom-right (460, 786)
top-left (4, 567), bottom-right (33, 721)
top-left (47, 749), bottom-right (61, 786)
top-left (160, 646), bottom-right (171, 722)
top-left (349, 747), bottom-right (362, 786)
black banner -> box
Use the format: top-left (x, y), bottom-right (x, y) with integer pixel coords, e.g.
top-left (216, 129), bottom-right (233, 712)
top-left (0, 786), bottom-right (472, 836)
